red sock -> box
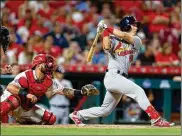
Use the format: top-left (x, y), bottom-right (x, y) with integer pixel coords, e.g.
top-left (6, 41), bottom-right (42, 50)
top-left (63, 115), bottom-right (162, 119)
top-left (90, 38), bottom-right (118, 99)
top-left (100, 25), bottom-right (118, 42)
top-left (145, 105), bottom-right (160, 120)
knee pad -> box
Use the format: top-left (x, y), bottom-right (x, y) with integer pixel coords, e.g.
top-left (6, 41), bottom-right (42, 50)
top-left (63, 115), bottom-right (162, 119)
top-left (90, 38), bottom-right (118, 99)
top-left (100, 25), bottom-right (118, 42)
top-left (42, 110), bottom-right (56, 125)
top-left (1, 95), bottom-right (20, 116)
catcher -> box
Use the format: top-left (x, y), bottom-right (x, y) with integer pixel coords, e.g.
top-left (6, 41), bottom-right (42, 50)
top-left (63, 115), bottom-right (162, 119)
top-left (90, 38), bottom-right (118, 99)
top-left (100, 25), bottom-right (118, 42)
top-left (0, 54), bottom-right (99, 124)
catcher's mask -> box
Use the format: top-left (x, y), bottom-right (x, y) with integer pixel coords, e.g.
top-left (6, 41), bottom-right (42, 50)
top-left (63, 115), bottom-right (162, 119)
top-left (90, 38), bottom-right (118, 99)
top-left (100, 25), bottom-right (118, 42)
top-left (0, 26), bottom-right (10, 54)
top-left (32, 54), bottom-right (56, 76)
top-left (120, 16), bottom-right (141, 32)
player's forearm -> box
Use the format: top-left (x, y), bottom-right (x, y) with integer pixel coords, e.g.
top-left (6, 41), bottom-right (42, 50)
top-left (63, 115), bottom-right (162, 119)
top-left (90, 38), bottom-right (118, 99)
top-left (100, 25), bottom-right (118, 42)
top-left (6, 84), bottom-right (20, 95)
top-left (103, 36), bottom-right (111, 50)
top-left (51, 87), bottom-right (82, 98)
top-left (106, 27), bottom-right (134, 44)
top-left (7, 84), bottom-right (29, 98)
top-left (62, 88), bottom-right (82, 97)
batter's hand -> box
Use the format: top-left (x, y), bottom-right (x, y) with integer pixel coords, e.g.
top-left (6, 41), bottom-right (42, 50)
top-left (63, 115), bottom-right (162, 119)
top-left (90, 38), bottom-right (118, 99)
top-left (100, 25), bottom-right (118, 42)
top-left (97, 20), bottom-right (107, 33)
top-left (26, 94), bottom-right (38, 103)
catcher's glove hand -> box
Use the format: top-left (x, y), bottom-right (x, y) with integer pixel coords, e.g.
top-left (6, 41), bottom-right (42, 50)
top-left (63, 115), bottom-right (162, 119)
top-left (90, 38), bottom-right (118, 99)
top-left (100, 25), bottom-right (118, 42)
top-left (81, 84), bottom-right (100, 96)
top-left (0, 26), bottom-right (10, 54)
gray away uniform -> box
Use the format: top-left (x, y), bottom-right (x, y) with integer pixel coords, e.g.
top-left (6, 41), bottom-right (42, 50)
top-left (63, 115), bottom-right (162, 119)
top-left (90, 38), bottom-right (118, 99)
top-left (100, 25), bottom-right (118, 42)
top-left (78, 36), bottom-right (151, 120)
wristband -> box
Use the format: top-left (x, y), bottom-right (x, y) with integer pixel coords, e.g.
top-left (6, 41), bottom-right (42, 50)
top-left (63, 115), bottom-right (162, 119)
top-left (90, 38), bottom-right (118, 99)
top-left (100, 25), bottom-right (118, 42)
top-left (103, 29), bottom-right (109, 37)
top-left (18, 88), bottom-right (28, 97)
top-left (107, 27), bottom-right (114, 34)
top-left (74, 90), bottom-right (82, 96)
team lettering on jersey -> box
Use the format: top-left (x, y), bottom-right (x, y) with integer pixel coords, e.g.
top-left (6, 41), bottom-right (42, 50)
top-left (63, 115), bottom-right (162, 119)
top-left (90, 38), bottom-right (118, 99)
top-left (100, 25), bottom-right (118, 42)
top-left (114, 43), bottom-right (134, 55)
top-left (113, 42), bottom-right (135, 62)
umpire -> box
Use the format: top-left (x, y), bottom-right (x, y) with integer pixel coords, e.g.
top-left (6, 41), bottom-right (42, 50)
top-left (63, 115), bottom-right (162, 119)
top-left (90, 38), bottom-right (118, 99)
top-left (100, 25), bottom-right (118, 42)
top-left (0, 26), bottom-right (12, 96)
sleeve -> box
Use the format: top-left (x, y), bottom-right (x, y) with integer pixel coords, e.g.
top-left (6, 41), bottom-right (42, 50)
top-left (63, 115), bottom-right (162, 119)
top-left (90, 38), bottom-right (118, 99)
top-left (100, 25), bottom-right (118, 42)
top-left (133, 36), bottom-right (142, 50)
top-left (9, 72), bottom-right (27, 88)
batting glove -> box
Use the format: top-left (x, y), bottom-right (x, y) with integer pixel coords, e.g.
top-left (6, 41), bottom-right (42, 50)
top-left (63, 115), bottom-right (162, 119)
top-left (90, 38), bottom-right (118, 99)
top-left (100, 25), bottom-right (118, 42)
top-left (97, 20), bottom-right (107, 33)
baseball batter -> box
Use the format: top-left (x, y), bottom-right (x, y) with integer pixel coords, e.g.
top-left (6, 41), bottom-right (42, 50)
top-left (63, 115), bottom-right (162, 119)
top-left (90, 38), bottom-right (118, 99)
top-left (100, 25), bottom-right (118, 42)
top-left (69, 16), bottom-right (175, 127)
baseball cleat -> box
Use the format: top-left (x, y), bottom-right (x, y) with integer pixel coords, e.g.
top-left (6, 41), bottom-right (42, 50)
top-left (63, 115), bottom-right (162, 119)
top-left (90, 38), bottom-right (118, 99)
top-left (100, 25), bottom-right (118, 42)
top-left (69, 111), bottom-right (85, 127)
top-left (151, 117), bottom-right (175, 127)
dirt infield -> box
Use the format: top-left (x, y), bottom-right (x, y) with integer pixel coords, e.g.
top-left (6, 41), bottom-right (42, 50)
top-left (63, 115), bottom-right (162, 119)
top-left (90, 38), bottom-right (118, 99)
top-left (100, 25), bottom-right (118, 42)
top-left (2, 123), bottom-right (181, 129)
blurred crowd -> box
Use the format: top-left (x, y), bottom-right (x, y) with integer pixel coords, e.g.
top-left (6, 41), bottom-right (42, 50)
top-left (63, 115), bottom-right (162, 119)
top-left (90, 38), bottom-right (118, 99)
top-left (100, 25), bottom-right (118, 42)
top-left (1, 0), bottom-right (181, 67)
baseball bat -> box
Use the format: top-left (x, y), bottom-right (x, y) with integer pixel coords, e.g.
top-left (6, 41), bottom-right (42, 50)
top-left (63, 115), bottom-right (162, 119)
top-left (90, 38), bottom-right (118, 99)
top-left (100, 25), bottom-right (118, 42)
top-left (87, 32), bottom-right (100, 62)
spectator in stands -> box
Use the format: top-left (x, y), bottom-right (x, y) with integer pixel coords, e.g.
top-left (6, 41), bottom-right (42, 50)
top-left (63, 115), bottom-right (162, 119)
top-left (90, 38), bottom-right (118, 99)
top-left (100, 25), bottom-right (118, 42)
top-left (155, 42), bottom-right (180, 67)
top-left (86, 32), bottom-right (95, 50)
top-left (101, 3), bottom-right (113, 19)
top-left (9, 27), bottom-right (23, 44)
top-left (135, 41), bottom-right (155, 66)
top-left (150, 33), bottom-right (161, 55)
top-left (44, 22), bottom-right (69, 48)
top-left (38, 1), bottom-right (55, 20)
top-left (18, 8), bottom-right (36, 27)
top-left (6, 28), bottom-right (24, 64)
top-left (2, 12), bottom-right (11, 27)
top-left (28, 1), bottom-right (43, 14)
top-left (30, 16), bottom-right (49, 36)
top-left (62, 15), bottom-right (81, 43)
top-left (148, 2), bottom-right (170, 33)
top-left (68, 41), bottom-right (85, 64)
top-left (72, 23), bottom-right (89, 50)
top-left (43, 36), bottom-right (62, 58)
top-left (18, 38), bottom-right (37, 64)
top-left (58, 41), bottom-right (85, 64)
top-left (32, 34), bottom-right (44, 54)
top-left (50, 66), bottom-right (71, 124)
top-left (17, 19), bottom-right (32, 43)
top-left (58, 48), bottom-right (74, 64)
top-left (87, 14), bottom-right (99, 35)
top-left (11, 63), bottom-right (20, 76)
top-left (92, 43), bottom-right (107, 65)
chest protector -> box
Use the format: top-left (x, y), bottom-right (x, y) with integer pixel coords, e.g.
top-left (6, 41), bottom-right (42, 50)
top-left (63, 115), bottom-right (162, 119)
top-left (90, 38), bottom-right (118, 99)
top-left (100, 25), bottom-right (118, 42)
top-left (25, 70), bottom-right (53, 98)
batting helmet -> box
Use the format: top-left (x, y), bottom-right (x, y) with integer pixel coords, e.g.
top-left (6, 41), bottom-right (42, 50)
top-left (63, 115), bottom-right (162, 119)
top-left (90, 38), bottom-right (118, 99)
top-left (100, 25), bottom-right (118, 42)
top-left (120, 16), bottom-right (140, 32)
top-left (32, 54), bottom-right (56, 75)
top-left (0, 26), bottom-right (10, 54)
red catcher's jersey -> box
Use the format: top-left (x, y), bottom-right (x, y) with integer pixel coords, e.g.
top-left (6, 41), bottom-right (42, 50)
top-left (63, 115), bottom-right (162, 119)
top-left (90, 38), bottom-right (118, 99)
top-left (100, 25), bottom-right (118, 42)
top-left (25, 70), bottom-right (53, 98)
top-left (21, 70), bottom-right (53, 110)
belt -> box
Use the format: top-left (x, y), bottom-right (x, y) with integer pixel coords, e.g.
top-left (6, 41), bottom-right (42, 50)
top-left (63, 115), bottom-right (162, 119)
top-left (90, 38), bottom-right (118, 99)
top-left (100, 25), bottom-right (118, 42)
top-left (106, 69), bottom-right (128, 78)
top-left (51, 104), bottom-right (69, 108)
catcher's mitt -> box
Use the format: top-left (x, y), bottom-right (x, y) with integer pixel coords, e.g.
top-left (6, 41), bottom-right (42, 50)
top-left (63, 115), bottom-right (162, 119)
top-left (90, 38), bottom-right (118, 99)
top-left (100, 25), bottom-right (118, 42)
top-left (81, 84), bottom-right (100, 96)
top-left (0, 26), bottom-right (10, 54)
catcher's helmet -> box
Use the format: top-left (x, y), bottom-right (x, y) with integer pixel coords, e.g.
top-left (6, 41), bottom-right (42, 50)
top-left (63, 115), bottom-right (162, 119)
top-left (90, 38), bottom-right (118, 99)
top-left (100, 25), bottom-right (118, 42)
top-left (32, 54), bottom-right (56, 75)
top-left (0, 26), bottom-right (10, 54)
top-left (120, 16), bottom-right (140, 32)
